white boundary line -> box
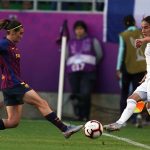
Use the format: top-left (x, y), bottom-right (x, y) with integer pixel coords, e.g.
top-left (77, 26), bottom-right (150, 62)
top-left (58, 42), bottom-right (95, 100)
top-left (103, 133), bottom-right (150, 150)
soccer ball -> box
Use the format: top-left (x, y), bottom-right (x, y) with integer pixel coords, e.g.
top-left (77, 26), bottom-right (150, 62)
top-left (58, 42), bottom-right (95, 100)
top-left (84, 120), bottom-right (103, 139)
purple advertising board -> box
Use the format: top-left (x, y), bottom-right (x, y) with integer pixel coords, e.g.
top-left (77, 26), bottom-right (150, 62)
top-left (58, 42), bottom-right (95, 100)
top-left (0, 11), bottom-right (119, 94)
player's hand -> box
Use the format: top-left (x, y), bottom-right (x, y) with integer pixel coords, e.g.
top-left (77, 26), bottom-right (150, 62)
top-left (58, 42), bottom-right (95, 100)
top-left (116, 70), bottom-right (122, 80)
top-left (135, 39), bottom-right (143, 48)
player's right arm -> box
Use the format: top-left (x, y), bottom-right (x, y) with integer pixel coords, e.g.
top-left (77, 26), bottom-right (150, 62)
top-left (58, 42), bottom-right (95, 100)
top-left (135, 37), bottom-right (150, 48)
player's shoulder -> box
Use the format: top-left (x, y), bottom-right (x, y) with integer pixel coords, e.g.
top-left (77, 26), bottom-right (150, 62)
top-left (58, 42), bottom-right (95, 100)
top-left (0, 38), bottom-right (9, 50)
top-left (0, 38), bottom-right (9, 45)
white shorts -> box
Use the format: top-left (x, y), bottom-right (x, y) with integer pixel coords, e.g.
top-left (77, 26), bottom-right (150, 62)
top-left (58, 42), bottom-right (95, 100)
top-left (134, 78), bottom-right (150, 101)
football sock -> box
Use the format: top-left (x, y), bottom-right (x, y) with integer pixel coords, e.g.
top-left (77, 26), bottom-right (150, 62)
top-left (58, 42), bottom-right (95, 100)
top-left (45, 112), bottom-right (67, 132)
top-left (116, 99), bottom-right (137, 125)
top-left (0, 119), bottom-right (5, 130)
top-left (146, 102), bottom-right (150, 115)
top-left (147, 108), bottom-right (150, 115)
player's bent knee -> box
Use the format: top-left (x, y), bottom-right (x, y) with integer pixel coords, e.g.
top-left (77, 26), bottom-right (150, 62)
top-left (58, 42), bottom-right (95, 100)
top-left (11, 122), bottom-right (19, 128)
top-left (35, 99), bottom-right (49, 109)
top-left (41, 99), bottom-right (49, 107)
top-left (10, 121), bottom-right (19, 128)
top-left (7, 119), bottom-right (20, 128)
top-left (128, 93), bottom-right (140, 102)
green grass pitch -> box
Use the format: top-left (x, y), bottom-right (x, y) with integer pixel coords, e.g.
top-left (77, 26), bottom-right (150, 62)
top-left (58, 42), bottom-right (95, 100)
top-left (0, 120), bottom-right (149, 150)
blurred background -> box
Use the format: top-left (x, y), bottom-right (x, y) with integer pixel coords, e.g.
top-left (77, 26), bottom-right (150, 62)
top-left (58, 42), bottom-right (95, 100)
top-left (0, 0), bottom-right (149, 124)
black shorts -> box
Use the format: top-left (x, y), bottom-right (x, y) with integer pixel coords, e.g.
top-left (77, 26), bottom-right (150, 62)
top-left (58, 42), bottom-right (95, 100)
top-left (2, 83), bottom-right (31, 106)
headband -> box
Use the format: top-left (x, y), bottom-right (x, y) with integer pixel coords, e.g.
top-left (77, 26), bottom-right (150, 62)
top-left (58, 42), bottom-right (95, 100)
top-left (7, 25), bottom-right (22, 31)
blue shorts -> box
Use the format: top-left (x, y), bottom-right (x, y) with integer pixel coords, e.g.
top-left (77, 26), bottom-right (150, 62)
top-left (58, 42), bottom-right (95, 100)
top-left (2, 83), bottom-right (31, 106)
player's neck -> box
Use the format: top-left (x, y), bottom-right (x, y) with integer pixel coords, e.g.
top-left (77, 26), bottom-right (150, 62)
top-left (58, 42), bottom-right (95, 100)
top-left (6, 35), bottom-right (16, 44)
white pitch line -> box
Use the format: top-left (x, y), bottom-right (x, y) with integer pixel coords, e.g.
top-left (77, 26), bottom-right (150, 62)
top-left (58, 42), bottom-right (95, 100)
top-left (103, 133), bottom-right (150, 150)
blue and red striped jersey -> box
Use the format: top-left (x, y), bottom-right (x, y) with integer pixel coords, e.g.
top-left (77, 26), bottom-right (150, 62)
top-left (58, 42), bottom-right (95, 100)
top-left (0, 38), bottom-right (23, 89)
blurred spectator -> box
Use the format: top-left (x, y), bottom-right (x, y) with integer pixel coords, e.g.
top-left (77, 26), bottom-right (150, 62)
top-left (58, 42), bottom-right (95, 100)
top-left (1, 0), bottom-right (10, 9)
top-left (62, 2), bottom-right (73, 10)
top-left (50, 2), bottom-right (57, 10)
top-left (66, 20), bottom-right (103, 121)
top-left (62, 2), bottom-right (91, 11)
top-left (22, 1), bottom-right (32, 10)
top-left (116, 15), bottom-right (146, 124)
top-left (8, 14), bottom-right (18, 21)
top-left (96, 2), bottom-right (104, 11)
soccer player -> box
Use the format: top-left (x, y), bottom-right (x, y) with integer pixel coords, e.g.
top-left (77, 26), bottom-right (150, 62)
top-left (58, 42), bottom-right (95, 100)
top-left (116, 15), bottom-right (146, 125)
top-left (104, 16), bottom-right (150, 132)
top-left (0, 19), bottom-right (82, 138)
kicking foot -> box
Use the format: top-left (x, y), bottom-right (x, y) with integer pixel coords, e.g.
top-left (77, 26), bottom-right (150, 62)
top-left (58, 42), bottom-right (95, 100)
top-left (63, 125), bottom-right (83, 138)
top-left (103, 122), bottom-right (122, 132)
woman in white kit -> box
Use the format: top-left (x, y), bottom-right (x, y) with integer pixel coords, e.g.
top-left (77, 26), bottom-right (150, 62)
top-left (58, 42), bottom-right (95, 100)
top-left (104, 16), bottom-right (150, 132)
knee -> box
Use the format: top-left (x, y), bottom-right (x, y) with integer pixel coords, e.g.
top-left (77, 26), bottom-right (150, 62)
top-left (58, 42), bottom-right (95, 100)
top-left (12, 122), bottom-right (19, 128)
top-left (41, 99), bottom-right (49, 107)
top-left (36, 99), bottom-right (49, 108)
top-left (128, 93), bottom-right (140, 102)
top-left (30, 96), bottom-right (48, 107)
top-left (6, 119), bottom-right (19, 128)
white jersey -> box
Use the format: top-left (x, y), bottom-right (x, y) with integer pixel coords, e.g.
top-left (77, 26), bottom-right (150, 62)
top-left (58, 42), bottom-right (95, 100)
top-left (145, 43), bottom-right (150, 77)
top-left (134, 43), bottom-right (150, 100)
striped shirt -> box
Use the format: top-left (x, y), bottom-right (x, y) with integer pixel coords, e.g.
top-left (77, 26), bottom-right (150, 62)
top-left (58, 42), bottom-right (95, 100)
top-left (0, 38), bottom-right (22, 89)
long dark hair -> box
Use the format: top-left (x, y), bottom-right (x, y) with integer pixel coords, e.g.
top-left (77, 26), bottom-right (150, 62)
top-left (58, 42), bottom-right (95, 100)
top-left (123, 15), bottom-right (135, 28)
top-left (0, 19), bottom-right (22, 32)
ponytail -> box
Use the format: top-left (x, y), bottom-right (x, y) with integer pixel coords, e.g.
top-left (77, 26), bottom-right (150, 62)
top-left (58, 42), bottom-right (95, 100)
top-left (0, 19), bottom-right (11, 30)
top-left (123, 15), bottom-right (135, 28)
top-left (0, 19), bottom-right (22, 32)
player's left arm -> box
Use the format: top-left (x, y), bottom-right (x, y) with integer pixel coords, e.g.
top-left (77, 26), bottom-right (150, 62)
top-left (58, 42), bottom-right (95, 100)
top-left (0, 40), bottom-right (8, 54)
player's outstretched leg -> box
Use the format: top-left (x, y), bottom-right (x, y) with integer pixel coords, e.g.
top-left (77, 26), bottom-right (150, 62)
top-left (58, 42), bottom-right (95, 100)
top-left (23, 90), bottom-right (83, 138)
top-left (104, 98), bottom-right (138, 132)
top-left (63, 124), bottom-right (83, 138)
top-left (103, 122), bottom-right (123, 132)
top-left (45, 112), bottom-right (83, 138)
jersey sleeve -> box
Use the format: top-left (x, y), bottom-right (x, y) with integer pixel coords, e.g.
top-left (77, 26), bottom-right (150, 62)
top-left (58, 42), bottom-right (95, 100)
top-left (0, 39), bottom-right (9, 54)
top-left (116, 35), bottom-right (124, 71)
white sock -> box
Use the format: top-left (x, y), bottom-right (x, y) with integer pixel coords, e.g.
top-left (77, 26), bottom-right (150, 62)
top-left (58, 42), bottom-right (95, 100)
top-left (146, 102), bottom-right (150, 115)
top-left (116, 99), bottom-right (137, 125)
top-left (147, 108), bottom-right (150, 115)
